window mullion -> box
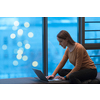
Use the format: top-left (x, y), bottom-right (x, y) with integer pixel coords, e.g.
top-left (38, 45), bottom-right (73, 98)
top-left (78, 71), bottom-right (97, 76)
top-left (42, 17), bottom-right (48, 76)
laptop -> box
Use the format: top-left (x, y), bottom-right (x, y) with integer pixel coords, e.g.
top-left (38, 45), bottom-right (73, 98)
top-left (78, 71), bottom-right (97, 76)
top-left (32, 68), bottom-right (64, 83)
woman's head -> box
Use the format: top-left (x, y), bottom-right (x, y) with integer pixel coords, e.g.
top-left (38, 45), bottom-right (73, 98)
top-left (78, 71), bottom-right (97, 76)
top-left (57, 30), bottom-right (75, 48)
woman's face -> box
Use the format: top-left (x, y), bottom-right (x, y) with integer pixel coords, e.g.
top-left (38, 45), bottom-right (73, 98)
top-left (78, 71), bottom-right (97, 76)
top-left (57, 37), bottom-right (68, 49)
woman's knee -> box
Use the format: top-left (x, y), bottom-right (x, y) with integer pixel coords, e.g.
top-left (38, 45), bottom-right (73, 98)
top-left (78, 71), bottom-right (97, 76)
top-left (69, 73), bottom-right (75, 80)
top-left (58, 69), bottom-right (72, 76)
top-left (58, 69), bottom-right (63, 76)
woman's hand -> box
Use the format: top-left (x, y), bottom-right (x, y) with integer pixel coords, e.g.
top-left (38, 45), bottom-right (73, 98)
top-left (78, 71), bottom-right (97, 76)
top-left (54, 76), bottom-right (65, 80)
top-left (46, 75), bottom-right (54, 79)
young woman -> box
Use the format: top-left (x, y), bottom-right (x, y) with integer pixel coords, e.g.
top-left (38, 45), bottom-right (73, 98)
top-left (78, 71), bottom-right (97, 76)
top-left (46, 30), bottom-right (97, 83)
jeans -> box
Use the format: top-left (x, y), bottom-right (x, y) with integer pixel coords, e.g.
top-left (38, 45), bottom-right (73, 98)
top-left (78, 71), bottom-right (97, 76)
top-left (58, 68), bottom-right (97, 84)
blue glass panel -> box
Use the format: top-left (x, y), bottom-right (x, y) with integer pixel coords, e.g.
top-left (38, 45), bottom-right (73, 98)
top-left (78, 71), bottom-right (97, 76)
top-left (0, 17), bottom-right (42, 79)
top-left (87, 49), bottom-right (100, 72)
top-left (48, 17), bottom-right (77, 75)
top-left (85, 40), bottom-right (100, 43)
top-left (85, 31), bottom-right (100, 39)
top-left (85, 17), bottom-right (100, 21)
top-left (85, 23), bottom-right (100, 30)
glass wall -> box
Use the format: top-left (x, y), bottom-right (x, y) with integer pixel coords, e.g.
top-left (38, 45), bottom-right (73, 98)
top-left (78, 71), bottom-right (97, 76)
top-left (0, 17), bottom-right (42, 79)
top-left (1, 17), bottom-right (99, 79)
top-left (48, 17), bottom-right (78, 75)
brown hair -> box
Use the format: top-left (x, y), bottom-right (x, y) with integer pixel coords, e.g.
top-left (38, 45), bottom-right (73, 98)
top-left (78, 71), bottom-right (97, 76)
top-left (57, 30), bottom-right (75, 45)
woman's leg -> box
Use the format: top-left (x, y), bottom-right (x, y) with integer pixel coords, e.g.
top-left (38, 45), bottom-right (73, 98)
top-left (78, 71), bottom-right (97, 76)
top-left (69, 69), bottom-right (97, 84)
top-left (58, 69), bottom-right (72, 77)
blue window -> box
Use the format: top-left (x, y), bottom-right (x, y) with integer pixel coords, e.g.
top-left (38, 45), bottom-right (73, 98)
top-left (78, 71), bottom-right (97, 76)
top-left (0, 17), bottom-right (42, 79)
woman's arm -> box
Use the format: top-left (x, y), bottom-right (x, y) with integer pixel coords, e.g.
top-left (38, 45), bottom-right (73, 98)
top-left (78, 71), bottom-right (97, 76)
top-left (52, 49), bottom-right (68, 76)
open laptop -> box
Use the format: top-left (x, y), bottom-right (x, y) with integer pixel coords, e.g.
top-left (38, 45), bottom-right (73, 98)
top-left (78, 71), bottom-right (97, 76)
top-left (32, 68), bottom-right (64, 83)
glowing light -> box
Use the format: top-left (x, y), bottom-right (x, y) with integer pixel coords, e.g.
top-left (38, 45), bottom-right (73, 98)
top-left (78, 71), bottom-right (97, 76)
top-left (10, 33), bottom-right (16, 39)
top-left (25, 43), bottom-right (30, 49)
top-left (28, 32), bottom-right (34, 38)
top-left (14, 21), bottom-right (19, 26)
top-left (17, 42), bottom-right (22, 47)
top-left (17, 49), bottom-right (23, 55)
top-left (17, 29), bottom-right (23, 36)
top-left (22, 55), bottom-right (28, 61)
top-left (12, 26), bottom-right (17, 30)
top-left (24, 22), bottom-right (30, 28)
top-left (32, 61), bottom-right (38, 67)
top-left (16, 54), bottom-right (22, 60)
top-left (2, 45), bottom-right (7, 50)
top-left (13, 60), bottom-right (18, 66)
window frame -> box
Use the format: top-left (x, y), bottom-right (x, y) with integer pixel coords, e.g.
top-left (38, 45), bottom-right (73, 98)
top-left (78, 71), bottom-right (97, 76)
top-left (78, 17), bottom-right (100, 49)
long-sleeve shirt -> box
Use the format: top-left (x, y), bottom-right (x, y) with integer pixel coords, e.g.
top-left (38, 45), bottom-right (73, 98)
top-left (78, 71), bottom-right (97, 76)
top-left (52, 43), bottom-right (96, 78)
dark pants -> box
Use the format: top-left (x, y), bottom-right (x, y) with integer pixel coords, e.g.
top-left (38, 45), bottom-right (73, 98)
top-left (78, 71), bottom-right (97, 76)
top-left (58, 68), bottom-right (97, 84)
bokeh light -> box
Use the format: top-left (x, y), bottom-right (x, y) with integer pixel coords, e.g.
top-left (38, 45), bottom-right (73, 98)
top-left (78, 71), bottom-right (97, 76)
top-left (10, 33), bottom-right (16, 39)
top-left (17, 49), bottom-right (23, 55)
top-left (22, 55), bottom-right (28, 61)
top-left (17, 42), bottom-right (22, 47)
top-left (24, 22), bottom-right (30, 28)
top-left (16, 54), bottom-right (22, 60)
top-left (32, 61), bottom-right (38, 67)
top-left (28, 32), bottom-right (34, 38)
top-left (14, 21), bottom-right (19, 26)
top-left (13, 60), bottom-right (18, 66)
top-left (17, 29), bottom-right (23, 36)
top-left (25, 43), bottom-right (30, 49)
top-left (2, 45), bottom-right (7, 50)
